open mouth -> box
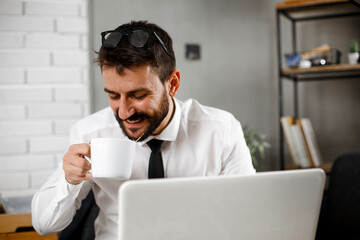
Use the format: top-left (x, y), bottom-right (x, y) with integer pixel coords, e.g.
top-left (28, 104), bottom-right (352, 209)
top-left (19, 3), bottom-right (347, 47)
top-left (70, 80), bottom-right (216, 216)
top-left (126, 118), bottom-right (142, 124)
top-left (125, 113), bottom-right (148, 125)
top-left (115, 111), bottom-right (153, 140)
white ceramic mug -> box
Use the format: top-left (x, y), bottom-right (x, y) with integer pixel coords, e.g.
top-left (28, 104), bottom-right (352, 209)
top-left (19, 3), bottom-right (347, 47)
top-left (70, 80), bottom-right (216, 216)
top-left (90, 138), bottom-right (136, 179)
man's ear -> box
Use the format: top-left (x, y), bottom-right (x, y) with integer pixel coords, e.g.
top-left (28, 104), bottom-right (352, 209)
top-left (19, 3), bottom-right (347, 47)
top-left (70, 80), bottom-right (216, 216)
top-left (167, 70), bottom-right (180, 97)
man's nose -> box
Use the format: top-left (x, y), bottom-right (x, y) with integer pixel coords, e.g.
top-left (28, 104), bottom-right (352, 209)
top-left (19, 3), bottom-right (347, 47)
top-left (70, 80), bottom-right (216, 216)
top-left (117, 98), bottom-right (135, 120)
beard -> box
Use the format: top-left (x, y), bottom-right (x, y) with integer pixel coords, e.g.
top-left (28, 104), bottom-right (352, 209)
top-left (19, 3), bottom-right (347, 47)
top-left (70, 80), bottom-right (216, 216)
top-left (114, 90), bottom-right (169, 142)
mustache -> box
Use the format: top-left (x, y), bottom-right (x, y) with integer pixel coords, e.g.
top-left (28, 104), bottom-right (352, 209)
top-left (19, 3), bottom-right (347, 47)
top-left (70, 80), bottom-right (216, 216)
top-left (114, 112), bottom-right (150, 122)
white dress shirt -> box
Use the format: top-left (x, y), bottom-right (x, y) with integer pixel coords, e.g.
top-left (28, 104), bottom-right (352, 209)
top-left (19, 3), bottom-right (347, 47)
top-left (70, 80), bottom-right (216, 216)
top-left (32, 98), bottom-right (255, 240)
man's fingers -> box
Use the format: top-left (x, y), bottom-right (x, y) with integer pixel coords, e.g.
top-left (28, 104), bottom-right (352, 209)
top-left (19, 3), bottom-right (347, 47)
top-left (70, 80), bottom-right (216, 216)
top-left (68, 143), bottom-right (91, 158)
top-left (62, 143), bottom-right (92, 185)
top-left (69, 156), bottom-right (91, 170)
top-left (63, 163), bottom-right (91, 185)
top-left (66, 163), bottom-right (90, 177)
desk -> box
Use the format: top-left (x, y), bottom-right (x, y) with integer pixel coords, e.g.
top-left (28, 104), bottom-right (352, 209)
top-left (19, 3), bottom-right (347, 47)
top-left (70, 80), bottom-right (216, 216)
top-left (0, 209), bottom-right (57, 240)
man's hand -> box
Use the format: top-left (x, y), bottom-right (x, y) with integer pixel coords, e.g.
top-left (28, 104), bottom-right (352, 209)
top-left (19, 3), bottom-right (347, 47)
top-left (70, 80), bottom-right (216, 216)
top-left (63, 143), bottom-right (92, 185)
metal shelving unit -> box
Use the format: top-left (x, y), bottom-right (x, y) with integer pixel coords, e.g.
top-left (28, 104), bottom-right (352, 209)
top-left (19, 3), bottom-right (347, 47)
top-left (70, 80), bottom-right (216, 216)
top-left (276, 0), bottom-right (360, 170)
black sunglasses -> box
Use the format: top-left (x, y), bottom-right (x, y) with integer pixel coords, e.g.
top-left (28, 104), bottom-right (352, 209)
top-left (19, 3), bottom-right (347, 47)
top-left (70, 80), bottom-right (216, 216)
top-left (101, 29), bottom-right (174, 59)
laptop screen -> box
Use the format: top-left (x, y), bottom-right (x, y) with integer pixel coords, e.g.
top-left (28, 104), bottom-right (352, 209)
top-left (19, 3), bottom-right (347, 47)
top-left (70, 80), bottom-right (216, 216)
top-left (118, 169), bottom-right (325, 240)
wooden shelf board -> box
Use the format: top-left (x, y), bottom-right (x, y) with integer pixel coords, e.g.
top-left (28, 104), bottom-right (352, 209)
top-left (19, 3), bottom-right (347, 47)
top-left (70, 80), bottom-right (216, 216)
top-left (285, 162), bottom-right (333, 173)
top-left (276, 0), bottom-right (349, 10)
top-left (282, 63), bottom-right (360, 75)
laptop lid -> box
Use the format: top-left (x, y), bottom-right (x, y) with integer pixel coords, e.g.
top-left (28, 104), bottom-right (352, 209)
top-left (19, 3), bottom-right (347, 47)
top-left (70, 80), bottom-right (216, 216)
top-left (118, 169), bottom-right (325, 240)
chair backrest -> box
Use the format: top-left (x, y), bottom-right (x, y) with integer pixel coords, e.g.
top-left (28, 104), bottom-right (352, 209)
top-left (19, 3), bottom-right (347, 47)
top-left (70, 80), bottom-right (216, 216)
top-left (317, 152), bottom-right (360, 239)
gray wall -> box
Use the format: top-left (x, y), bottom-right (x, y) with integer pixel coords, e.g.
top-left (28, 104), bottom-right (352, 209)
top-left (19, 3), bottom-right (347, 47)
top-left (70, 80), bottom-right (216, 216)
top-left (89, 0), bottom-right (360, 171)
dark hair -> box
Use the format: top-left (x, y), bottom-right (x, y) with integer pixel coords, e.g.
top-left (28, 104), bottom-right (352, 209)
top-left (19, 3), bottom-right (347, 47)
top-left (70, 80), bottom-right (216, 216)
top-left (96, 21), bottom-right (176, 84)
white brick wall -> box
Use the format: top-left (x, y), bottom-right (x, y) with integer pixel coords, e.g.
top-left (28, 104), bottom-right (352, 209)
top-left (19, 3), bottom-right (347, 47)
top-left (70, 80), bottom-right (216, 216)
top-left (0, 155), bottom-right (55, 171)
top-left (0, 69), bottom-right (24, 83)
top-left (25, 33), bottom-right (80, 49)
top-left (29, 136), bottom-right (69, 153)
top-left (0, 105), bottom-right (26, 119)
top-left (25, 2), bottom-right (79, 16)
top-left (0, 0), bottom-right (90, 196)
top-left (0, 33), bottom-right (24, 48)
top-left (27, 68), bottom-right (82, 83)
top-left (0, 173), bottom-right (29, 190)
top-left (0, 120), bottom-right (52, 137)
top-left (57, 18), bottom-right (89, 33)
top-left (0, 50), bottom-right (51, 66)
top-left (0, 16), bottom-right (54, 32)
top-left (0, 139), bottom-right (27, 154)
top-left (53, 50), bottom-right (89, 65)
top-left (0, 85), bottom-right (52, 102)
top-left (28, 103), bottom-right (83, 118)
top-left (0, 1), bottom-right (23, 15)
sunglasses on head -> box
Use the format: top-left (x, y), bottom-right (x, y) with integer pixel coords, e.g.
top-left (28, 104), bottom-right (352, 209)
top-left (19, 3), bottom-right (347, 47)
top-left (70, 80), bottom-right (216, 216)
top-left (101, 29), bottom-right (174, 59)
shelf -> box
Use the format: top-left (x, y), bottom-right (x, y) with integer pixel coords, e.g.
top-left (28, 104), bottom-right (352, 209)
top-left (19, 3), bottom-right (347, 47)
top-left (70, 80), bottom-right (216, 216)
top-left (276, 0), bottom-right (360, 21)
top-left (281, 64), bottom-right (360, 80)
top-left (285, 162), bottom-right (333, 173)
top-left (283, 63), bottom-right (360, 74)
top-left (276, 0), bottom-right (360, 170)
top-left (276, 0), bottom-right (349, 10)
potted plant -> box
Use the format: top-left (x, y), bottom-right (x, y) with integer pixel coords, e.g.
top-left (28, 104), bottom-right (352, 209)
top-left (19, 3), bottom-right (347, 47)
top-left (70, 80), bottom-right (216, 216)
top-left (243, 126), bottom-right (271, 168)
top-left (348, 40), bottom-right (359, 65)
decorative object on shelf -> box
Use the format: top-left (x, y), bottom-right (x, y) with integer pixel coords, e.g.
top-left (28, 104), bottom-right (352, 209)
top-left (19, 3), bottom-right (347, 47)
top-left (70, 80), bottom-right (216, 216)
top-left (348, 40), bottom-right (359, 65)
top-left (308, 48), bottom-right (341, 66)
top-left (285, 53), bottom-right (301, 68)
top-left (285, 44), bottom-right (341, 69)
top-left (299, 59), bottom-right (311, 68)
top-left (243, 126), bottom-right (270, 168)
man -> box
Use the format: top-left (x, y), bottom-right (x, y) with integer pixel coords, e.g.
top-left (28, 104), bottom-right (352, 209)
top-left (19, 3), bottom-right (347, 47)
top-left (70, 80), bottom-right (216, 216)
top-left (32, 21), bottom-right (255, 240)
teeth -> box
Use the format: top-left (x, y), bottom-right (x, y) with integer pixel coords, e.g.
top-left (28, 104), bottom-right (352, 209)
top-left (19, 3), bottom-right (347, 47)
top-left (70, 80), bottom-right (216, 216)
top-left (126, 119), bottom-right (141, 124)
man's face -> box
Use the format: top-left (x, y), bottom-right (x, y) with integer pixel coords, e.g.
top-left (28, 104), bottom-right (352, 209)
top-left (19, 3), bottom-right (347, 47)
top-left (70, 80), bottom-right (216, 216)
top-left (103, 65), bottom-right (171, 141)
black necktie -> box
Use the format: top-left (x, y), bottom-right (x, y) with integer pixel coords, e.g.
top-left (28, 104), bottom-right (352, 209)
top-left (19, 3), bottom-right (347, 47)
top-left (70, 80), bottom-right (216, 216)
top-left (147, 139), bottom-right (164, 178)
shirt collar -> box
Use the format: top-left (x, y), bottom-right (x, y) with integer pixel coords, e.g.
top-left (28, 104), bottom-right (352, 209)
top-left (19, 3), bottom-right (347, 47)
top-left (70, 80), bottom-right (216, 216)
top-left (138, 98), bottom-right (181, 146)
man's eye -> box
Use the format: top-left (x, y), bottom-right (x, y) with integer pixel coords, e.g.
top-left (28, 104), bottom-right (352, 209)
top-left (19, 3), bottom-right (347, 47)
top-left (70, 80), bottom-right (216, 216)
top-left (109, 95), bottom-right (119, 100)
top-left (133, 94), bottom-right (146, 100)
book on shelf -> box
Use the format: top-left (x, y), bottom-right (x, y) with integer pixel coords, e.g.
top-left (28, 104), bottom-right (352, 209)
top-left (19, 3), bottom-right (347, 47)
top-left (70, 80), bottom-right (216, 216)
top-left (296, 118), bottom-right (323, 167)
top-left (280, 116), bottom-right (307, 167)
top-left (281, 116), bottom-right (322, 168)
top-left (291, 123), bottom-right (311, 168)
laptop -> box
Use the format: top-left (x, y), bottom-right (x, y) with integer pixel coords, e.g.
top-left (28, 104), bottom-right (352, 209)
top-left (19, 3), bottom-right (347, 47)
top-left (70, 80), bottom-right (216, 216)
top-left (118, 169), bottom-right (325, 240)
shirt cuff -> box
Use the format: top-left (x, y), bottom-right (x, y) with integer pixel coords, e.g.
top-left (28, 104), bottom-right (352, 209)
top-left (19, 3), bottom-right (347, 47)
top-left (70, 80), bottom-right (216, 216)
top-left (56, 170), bottom-right (84, 203)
